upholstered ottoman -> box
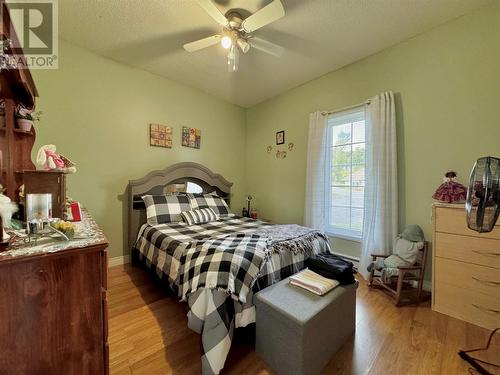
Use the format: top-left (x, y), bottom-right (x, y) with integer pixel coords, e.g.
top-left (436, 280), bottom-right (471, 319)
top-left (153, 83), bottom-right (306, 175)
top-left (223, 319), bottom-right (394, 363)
top-left (254, 277), bottom-right (358, 375)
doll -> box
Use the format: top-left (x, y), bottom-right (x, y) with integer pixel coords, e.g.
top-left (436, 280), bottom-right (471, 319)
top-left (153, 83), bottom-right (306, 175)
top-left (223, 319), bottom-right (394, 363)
top-left (432, 171), bottom-right (467, 203)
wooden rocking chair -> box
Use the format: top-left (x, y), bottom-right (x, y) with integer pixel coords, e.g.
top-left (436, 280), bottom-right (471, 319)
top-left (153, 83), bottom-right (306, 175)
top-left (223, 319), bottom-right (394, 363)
top-left (368, 242), bottom-right (429, 306)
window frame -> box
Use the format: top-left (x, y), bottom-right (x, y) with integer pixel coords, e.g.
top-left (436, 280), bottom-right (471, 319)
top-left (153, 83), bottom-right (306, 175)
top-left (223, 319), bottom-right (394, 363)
top-left (325, 106), bottom-right (366, 242)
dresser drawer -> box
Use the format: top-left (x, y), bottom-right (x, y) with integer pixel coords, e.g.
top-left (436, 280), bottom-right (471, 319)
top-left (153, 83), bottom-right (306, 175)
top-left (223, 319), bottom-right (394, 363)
top-left (435, 207), bottom-right (500, 240)
top-left (434, 232), bottom-right (500, 269)
top-left (434, 283), bottom-right (500, 330)
top-left (435, 257), bottom-right (500, 298)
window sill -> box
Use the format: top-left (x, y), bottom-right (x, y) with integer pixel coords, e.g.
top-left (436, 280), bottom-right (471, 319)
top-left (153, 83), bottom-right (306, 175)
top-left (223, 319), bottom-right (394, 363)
top-left (325, 231), bottom-right (363, 243)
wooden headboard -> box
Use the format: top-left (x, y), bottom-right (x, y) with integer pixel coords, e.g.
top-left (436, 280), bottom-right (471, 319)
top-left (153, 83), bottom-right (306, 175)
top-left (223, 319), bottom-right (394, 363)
top-left (127, 162), bottom-right (233, 251)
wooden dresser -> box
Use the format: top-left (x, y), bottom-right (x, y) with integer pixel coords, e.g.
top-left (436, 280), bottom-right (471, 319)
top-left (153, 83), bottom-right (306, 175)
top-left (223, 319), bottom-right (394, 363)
top-left (0, 213), bottom-right (109, 374)
top-left (432, 203), bottom-right (500, 329)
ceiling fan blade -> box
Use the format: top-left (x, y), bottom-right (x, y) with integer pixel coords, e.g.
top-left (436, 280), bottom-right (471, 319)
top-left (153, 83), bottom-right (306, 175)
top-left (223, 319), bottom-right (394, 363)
top-left (183, 35), bottom-right (221, 52)
top-left (241, 0), bottom-right (285, 33)
top-left (196, 0), bottom-right (227, 26)
top-left (249, 37), bottom-right (284, 57)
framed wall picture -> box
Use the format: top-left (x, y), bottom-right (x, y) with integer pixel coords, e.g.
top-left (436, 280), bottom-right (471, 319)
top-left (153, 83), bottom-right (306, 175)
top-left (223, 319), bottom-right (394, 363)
top-left (276, 130), bottom-right (285, 145)
top-left (150, 124), bottom-right (173, 148)
top-left (182, 126), bottom-right (201, 149)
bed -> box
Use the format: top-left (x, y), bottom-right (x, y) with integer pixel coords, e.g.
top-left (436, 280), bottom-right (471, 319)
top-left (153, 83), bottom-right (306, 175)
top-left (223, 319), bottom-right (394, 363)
top-left (128, 162), bottom-right (331, 374)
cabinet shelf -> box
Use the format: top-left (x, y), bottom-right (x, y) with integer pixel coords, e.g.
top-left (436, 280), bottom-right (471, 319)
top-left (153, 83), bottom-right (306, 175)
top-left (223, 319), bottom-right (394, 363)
top-left (13, 128), bottom-right (34, 135)
top-left (0, 2), bottom-right (38, 201)
top-left (0, 126), bottom-right (34, 135)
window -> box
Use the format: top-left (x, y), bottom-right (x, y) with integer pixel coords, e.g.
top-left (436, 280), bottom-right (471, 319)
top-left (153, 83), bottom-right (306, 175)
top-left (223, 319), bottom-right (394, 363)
top-left (326, 107), bottom-right (366, 240)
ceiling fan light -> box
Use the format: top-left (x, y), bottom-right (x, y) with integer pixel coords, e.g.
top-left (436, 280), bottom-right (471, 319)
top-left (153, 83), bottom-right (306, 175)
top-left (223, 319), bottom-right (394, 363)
top-left (227, 45), bottom-right (239, 72)
top-left (236, 38), bottom-right (250, 54)
top-left (221, 36), bottom-right (232, 49)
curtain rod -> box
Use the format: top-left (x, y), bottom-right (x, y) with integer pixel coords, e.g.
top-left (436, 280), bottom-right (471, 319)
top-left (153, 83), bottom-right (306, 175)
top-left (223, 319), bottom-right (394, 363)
top-left (321, 100), bottom-right (370, 116)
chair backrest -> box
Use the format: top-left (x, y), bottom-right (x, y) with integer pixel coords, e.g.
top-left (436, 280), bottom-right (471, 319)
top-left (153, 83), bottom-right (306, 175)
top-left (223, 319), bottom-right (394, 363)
top-left (414, 241), bottom-right (429, 271)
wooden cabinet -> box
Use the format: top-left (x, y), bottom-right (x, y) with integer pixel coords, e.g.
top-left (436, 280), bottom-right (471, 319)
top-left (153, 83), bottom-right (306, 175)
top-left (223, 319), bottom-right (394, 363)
top-left (0, 213), bottom-right (109, 374)
top-left (23, 170), bottom-right (67, 218)
top-left (432, 203), bottom-right (500, 329)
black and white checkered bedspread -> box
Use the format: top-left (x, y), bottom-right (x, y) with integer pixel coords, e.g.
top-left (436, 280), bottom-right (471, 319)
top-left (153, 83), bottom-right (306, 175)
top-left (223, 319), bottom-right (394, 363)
top-left (134, 216), bottom-right (331, 374)
top-left (135, 216), bottom-right (271, 286)
top-left (179, 232), bottom-right (270, 303)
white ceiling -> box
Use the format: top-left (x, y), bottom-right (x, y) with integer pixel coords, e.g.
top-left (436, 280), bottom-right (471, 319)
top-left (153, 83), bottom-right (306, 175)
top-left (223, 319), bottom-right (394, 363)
top-left (59, 0), bottom-right (491, 107)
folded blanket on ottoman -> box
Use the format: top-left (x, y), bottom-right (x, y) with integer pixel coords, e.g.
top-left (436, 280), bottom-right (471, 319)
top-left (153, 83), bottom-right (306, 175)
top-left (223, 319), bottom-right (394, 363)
top-left (289, 269), bottom-right (339, 295)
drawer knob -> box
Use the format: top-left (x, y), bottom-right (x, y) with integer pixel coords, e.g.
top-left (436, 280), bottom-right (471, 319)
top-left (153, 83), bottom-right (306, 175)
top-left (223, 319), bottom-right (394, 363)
top-left (472, 304), bottom-right (500, 315)
top-left (472, 250), bottom-right (500, 257)
top-left (472, 276), bottom-right (500, 287)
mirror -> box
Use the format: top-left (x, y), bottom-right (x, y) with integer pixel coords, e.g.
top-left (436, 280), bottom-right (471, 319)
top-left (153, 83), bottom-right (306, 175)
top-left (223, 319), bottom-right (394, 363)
top-left (163, 181), bottom-right (203, 195)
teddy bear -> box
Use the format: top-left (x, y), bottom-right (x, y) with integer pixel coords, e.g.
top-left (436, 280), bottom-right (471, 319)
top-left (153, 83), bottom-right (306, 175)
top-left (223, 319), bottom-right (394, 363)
top-left (0, 193), bottom-right (18, 241)
top-left (36, 145), bottom-right (76, 173)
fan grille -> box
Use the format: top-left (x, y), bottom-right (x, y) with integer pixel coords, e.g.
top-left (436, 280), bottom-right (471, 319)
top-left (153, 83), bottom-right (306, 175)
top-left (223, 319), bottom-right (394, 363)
top-left (465, 156), bottom-right (500, 232)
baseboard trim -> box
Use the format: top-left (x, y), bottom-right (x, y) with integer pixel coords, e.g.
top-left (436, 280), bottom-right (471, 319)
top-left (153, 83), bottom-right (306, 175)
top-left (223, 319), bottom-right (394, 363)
top-left (108, 255), bottom-right (131, 267)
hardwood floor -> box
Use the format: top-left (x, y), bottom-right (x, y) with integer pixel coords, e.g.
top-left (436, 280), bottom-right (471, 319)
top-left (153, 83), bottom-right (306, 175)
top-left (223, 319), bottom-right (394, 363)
top-left (108, 264), bottom-right (499, 375)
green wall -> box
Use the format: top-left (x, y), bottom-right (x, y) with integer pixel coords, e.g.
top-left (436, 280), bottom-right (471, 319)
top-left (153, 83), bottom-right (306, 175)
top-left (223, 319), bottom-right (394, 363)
top-left (245, 4), bottom-right (500, 259)
top-left (31, 4), bottom-right (499, 264)
top-left (32, 41), bottom-right (247, 258)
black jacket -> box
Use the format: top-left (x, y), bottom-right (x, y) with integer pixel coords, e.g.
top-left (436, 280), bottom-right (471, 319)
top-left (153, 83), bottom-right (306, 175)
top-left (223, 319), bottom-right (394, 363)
top-left (305, 253), bottom-right (356, 284)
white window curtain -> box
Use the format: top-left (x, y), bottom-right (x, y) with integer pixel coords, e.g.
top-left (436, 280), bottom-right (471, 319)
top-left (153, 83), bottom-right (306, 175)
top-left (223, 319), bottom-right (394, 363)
top-left (304, 111), bottom-right (328, 230)
top-left (360, 91), bottom-right (398, 278)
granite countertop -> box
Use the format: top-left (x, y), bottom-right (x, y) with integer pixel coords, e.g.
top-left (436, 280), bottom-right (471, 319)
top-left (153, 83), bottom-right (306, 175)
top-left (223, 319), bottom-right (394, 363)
top-left (0, 210), bottom-right (108, 262)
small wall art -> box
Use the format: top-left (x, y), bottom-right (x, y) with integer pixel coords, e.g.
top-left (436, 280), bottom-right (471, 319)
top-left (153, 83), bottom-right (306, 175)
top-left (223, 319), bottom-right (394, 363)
top-left (276, 150), bottom-right (287, 159)
top-left (150, 124), bottom-right (173, 148)
top-left (182, 126), bottom-right (201, 149)
top-left (267, 142), bottom-right (294, 160)
top-left (276, 130), bottom-right (285, 145)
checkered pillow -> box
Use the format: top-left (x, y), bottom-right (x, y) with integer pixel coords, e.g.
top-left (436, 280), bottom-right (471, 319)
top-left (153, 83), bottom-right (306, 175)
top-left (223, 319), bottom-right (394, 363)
top-left (142, 194), bottom-right (191, 225)
top-left (187, 193), bottom-right (233, 216)
top-left (181, 207), bottom-right (219, 225)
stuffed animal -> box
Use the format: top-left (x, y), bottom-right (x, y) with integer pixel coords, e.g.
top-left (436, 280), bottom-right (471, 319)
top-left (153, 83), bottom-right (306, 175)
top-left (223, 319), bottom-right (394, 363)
top-left (0, 194), bottom-right (18, 240)
top-left (367, 224), bottom-right (425, 282)
top-left (36, 145), bottom-right (76, 173)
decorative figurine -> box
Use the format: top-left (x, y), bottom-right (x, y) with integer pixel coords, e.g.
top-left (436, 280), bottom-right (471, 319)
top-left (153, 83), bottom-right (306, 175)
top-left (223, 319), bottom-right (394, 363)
top-left (432, 171), bottom-right (467, 203)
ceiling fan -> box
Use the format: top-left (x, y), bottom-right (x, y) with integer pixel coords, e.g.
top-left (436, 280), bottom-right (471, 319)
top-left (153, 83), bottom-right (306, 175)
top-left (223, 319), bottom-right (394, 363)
top-left (184, 0), bottom-right (285, 72)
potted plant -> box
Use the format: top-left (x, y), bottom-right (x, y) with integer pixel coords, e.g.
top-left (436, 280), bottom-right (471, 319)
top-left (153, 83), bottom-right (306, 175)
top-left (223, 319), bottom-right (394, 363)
top-left (15, 105), bottom-right (41, 132)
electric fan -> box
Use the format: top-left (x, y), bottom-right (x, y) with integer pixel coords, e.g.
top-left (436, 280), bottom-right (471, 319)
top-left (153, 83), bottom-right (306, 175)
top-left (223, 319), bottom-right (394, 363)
top-left (461, 156), bottom-right (500, 374)
top-left (465, 156), bottom-right (500, 232)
